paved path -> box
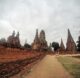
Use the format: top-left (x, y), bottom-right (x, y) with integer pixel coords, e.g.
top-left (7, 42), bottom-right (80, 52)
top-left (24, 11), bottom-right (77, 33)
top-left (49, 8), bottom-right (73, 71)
top-left (22, 55), bottom-right (73, 78)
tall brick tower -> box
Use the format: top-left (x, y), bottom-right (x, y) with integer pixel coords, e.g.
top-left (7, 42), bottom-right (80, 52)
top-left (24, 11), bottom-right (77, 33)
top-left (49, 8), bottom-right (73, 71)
top-left (7, 31), bottom-right (21, 48)
top-left (66, 29), bottom-right (76, 52)
top-left (32, 29), bottom-right (40, 50)
top-left (32, 29), bottom-right (48, 51)
top-left (39, 30), bottom-right (48, 51)
top-left (60, 38), bottom-right (65, 51)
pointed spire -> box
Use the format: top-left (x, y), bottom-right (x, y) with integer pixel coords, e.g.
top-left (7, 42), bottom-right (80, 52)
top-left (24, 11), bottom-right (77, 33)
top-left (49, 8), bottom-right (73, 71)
top-left (34, 29), bottom-right (39, 43)
top-left (40, 30), bottom-right (45, 40)
top-left (66, 29), bottom-right (76, 51)
top-left (35, 29), bottom-right (38, 38)
top-left (16, 32), bottom-right (19, 38)
top-left (12, 30), bottom-right (15, 37)
top-left (68, 29), bottom-right (70, 38)
top-left (67, 29), bottom-right (74, 42)
top-left (60, 38), bottom-right (65, 51)
top-left (35, 29), bottom-right (38, 40)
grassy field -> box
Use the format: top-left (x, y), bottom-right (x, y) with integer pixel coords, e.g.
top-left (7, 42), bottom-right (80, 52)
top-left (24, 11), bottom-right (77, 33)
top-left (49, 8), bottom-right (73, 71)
top-left (57, 56), bottom-right (80, 78)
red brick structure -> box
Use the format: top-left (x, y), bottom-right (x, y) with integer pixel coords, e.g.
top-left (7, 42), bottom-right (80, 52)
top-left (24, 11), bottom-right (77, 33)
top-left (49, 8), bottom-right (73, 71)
top-left (32, 29), bottom-right (48, 51)
top-left (60, 38), bottom-right (65, 51)
top-left (66, 29), bottom-right (76, 53)
top-left (7, 31), bottom-right (21, 48)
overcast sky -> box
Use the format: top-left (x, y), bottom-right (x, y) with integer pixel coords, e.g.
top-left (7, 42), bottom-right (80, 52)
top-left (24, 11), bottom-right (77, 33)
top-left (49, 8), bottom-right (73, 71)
top-left (0, 0), bottom-right (80, 46)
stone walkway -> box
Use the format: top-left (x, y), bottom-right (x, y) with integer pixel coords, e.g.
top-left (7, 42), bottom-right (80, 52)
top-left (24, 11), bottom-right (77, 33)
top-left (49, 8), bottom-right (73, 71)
top-left (22, 55), bottom-right (73, 78)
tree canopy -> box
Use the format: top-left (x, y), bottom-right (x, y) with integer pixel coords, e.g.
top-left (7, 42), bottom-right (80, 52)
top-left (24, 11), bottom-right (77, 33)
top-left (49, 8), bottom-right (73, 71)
top-left (77, 36), bottom-right (80, 51)
top-left (52, 42), bottom-right (59, 51)
top-left (24, 43), bottom-right (31, 49)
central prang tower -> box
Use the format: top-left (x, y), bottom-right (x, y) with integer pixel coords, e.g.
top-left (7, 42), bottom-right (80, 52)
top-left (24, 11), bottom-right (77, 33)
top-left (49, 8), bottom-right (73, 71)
top-left (32, 29), bottom-right (48, 51)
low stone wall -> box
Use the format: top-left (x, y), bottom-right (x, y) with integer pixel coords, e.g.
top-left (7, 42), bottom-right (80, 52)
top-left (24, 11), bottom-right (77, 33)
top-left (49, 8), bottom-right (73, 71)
top-left (0, 53), bottom-right (44, 78)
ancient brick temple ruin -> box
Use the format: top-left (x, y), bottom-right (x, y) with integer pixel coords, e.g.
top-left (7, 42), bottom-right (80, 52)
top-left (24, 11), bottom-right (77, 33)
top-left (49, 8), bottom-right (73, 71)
top-left (32, 29), bottom-right (48, 51)
top-left (59, 38), bottom-right (65, 51)
top-left (7, 31), bottom-right (21, 48)
top-left (0, 28), bottom-right (78, 53)
top-left (66, 29), bottom-right (76, 52)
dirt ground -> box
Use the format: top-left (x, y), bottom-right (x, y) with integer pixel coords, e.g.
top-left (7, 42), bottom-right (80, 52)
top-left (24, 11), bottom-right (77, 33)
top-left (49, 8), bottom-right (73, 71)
top-left (22, 55), bottom-right (73, 78)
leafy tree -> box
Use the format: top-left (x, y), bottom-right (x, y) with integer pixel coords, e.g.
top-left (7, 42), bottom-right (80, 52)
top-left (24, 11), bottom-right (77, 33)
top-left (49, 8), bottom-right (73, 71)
top-left (77, 36), bottom-right (80, 51)
top-left (52, 42), bottom-right (59, 51)
top-left (24, 43), bottom-right (31, 49)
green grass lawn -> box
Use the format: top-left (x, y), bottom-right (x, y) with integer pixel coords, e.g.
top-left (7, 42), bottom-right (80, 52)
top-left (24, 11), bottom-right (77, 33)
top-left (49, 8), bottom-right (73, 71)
top-left (57, 56), bottom-right (80, 78)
